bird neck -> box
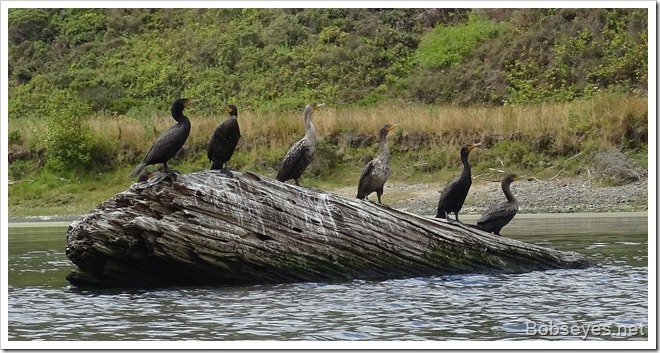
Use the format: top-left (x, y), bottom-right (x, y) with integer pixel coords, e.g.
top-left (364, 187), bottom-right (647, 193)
top-left (304, 110), bottom-right (317, 144)
top-left (460, 151), bottom-right (471, 179)
top-left (378, 133), bottom-right (390, 159)
top-left (172, 107), bottom-right (190, 125)
top-left (502, 180), bottom-right (517, 203)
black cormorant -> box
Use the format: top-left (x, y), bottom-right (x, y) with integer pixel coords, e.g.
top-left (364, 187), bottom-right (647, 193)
top-left (474, 174), bottom-right (522, 235)
top-left (208, 104), bottom-right (240, 170)
top-left (276, 102), bottom-right (324, 185)
top-left (129, 98), bottom-right (194, 178)
top-left (357, 123), bottom-right (399, 203)
top-left (435, 142), bottom-right (481, 222)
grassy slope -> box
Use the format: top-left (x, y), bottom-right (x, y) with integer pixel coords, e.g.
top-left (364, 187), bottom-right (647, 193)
top-left (7, 9), bottom-right (648, 217)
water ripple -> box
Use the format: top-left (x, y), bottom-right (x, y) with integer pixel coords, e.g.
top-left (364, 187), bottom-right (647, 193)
top-left (8, 216), bottom-right (649, 341)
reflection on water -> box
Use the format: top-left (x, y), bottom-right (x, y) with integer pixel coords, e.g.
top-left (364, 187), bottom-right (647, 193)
top-left (7, 213), bottom-right (648, 341)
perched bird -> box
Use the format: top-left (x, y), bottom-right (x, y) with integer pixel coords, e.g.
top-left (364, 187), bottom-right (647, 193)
top-left (276, 102), bottom-right (324, 186)
top-left (357, 123), bottom-right (399, 203)
top-left (208, 104), bottom-right (241, 170)
top-left (129, 98), bottom-right (194, 178)
top-left (473, 174), bottom-right (523, 235)
top-left (436, 142), bottom-right (481, 222)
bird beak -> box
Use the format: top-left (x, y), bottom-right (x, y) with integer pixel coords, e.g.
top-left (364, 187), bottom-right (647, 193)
top-left (469, 142), bottom-right (482, 150)
top-left (185, 99), bottom-right (199, 107)
top-left (389, 124), bottom-right (400, 131)
top-left (314, 103), bottom-right (325, 110)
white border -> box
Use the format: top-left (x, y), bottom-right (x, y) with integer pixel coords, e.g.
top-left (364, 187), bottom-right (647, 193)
top-left (2, 1), bottom-right (655, 350)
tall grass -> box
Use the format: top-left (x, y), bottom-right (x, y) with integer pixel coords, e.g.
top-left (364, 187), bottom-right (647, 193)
top-left (10, 93), bottom-right (647, 161)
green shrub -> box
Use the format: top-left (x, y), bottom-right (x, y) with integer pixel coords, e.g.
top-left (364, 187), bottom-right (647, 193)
top-left (43, 91), bottom-right (110, 171)
top-left (414, 14), bottom-right (510, 70)
top-left (8, 9), bottom-right (58, 44)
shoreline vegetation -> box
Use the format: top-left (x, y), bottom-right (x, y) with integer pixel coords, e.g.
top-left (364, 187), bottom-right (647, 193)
top-left (8, 94), bottom-right (648, 219)
top-left (7, 9), bottom-right (648, 218)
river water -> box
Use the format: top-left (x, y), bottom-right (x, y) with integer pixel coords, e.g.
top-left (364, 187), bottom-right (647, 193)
top-left (6, 213), bottom-right (649, 346)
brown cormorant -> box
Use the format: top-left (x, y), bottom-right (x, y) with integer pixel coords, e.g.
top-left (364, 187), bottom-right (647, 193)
top-left (276, 102), bottom-right (324, 185)
top-left (474, 174), bottom-right (522, 235)
top-left (129, 98), bottom-right (194, 178)
top-left (357, 123), bottom-right (399, 203)
top-left (208, 104), bottom-right (240, 170)
top-left (435, 142), bottom-right (481, 222)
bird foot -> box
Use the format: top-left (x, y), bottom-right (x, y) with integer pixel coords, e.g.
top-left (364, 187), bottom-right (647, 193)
top-left (133, 171), bottom-right (176, 189)
top-left (219, 168), bottom-right (235, 178)
top-left (164, 170), bottom-right (179, 181)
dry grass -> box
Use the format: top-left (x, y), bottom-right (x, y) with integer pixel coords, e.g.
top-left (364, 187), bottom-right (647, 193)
top-left (9, 93), bottom-right (648, 158)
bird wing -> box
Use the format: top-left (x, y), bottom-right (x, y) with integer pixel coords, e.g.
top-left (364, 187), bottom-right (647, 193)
top-left (477, 202), bottom-right (518, 224)
top-left (208, 118), bottom-right (240, 157)
top-left (358, 159), bottom-right (376, 189)
top-left (437, 177), bottom-right (460, 208)
top-left (277, 138), bottom-right (311, 180)
top-left (143, 124), bottom-right (185, 164)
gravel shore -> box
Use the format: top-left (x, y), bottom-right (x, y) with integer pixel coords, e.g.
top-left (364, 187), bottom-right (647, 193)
top-left (9, 175), bottom-right (648, 224)
top-left (330, 176), bottom-right (649, 217)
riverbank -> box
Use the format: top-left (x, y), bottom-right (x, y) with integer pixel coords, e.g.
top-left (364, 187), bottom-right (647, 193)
top-left (8, 175), bottom-right (648, 224)
top-left (331, 175), bottom-right (649, 216)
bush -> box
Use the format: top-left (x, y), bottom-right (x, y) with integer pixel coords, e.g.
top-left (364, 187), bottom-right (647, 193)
top-left (414, 14), bottom-right (510, 70)
top-left (43, 91), bottom-right (110, 171)
top-left (8, 9), bottom-right (58, 44)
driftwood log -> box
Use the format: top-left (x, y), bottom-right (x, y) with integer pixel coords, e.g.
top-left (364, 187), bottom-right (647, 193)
top-left (65, 170), bottom-right (591, 288)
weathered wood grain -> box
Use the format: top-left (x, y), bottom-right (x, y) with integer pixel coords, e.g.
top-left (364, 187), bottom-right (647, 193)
top-left (65, 170), bottom-right (592, 287)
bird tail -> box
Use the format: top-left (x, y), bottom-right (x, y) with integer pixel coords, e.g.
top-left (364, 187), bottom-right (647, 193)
top-left (210, 162), bottom-right (223, 170)
top-left (129, 163), bottom-right (147, 178)
top-left (467, 223), bottom-right (485, 232)
top-left (275, 169), bottom-right (286, 182)
top-left (356, 189), bottom-right (365, 199)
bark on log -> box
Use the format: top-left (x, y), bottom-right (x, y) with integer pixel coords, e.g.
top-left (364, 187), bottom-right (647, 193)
top-left (65, 170), bottom-right (592, 288)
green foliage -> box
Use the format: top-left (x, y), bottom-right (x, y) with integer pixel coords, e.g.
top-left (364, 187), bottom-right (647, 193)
top-left (58, 9), bottom-right (107, 45)
top-left (414, 14), bottom-right (510, 70)
top-left (8, 130), bottom-right (22, 145)
top-left (501, 9), bottom-right (647, 104)
top-left (8, 8), bottom-right (647, 122)
top-left (8, 9), bottom-right (58, 44)
top-left (42, 91), bottom-right (109, 171)
top-left (6, 7), bottom-right (649, 188)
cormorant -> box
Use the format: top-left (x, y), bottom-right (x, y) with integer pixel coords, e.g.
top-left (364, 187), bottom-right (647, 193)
top-left (357, 123), bottom-right (399, 203)
top-left (129, 98), bottom-right (194, 178)
top-left (435, 142), bottom-right (481, 222)
top-left (473, 174), bottom-right (523, 235)
top-left (276, 102), bottom-right (324, 186)
top-left (208, 104), bottom-right (240, 170)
